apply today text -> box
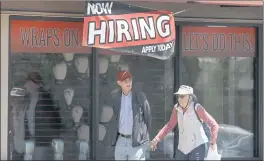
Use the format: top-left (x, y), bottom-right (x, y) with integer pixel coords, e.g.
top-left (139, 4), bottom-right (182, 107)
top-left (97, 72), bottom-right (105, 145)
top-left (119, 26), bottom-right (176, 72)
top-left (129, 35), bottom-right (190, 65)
top-left (142, 41), bottom-right (174, 53)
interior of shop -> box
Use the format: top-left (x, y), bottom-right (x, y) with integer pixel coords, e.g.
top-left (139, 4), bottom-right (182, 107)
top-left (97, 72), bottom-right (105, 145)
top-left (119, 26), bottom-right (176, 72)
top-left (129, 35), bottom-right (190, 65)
top-left (9, 51), bottom-right (175, 159)
top-left (8, 45), bottom-right (257, 159)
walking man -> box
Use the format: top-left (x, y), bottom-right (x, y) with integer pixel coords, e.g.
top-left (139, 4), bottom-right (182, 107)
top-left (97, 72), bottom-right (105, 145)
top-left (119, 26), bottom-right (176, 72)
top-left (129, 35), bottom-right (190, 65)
top-left (107, 70), bottom-right (151, 160)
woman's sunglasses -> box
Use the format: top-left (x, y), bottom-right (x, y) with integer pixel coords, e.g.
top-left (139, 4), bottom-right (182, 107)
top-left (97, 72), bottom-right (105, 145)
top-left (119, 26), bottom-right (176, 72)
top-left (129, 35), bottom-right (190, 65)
top-left (178, 95), bottom-right (187, 99)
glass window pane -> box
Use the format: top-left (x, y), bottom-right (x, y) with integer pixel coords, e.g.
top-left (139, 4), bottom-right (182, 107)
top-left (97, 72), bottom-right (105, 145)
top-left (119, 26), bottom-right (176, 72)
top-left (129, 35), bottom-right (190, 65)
top-left (181, 26), bottom-right (256, 158)
top-left (9, 53), bottom-right (92, 160)
top-left (97, 51), bottom-right (174, 159)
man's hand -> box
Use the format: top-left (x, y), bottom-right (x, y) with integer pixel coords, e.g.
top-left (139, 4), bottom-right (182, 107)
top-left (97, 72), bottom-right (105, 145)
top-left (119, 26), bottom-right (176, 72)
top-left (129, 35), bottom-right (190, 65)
top-left (150, 139), bottom-right (159, 151)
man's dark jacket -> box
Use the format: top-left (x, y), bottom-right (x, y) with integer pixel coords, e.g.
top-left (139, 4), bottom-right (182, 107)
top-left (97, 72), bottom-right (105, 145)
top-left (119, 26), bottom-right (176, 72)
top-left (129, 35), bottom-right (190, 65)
top-left (105, 89), bottom-right (151, 147)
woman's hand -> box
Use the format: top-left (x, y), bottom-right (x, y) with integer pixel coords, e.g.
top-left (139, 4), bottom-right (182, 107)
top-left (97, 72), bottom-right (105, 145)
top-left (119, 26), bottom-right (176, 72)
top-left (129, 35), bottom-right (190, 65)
top-left (150, 139), bottom-right (159, 151)
top-left (210, 143), bottom-right (216, 151)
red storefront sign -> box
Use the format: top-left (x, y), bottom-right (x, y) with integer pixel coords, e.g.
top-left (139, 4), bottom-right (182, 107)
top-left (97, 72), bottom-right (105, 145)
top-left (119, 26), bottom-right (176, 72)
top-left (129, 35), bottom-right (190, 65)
top-left (182, 26), bottom-right (256, 57)
top-left (10, 20), bottom-right (93, 53)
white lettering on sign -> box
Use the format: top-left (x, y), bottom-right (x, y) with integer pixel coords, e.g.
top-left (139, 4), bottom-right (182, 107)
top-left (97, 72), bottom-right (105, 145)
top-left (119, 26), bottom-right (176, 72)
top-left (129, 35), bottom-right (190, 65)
top-left (157, 41), bottom-right (174, 51)
top-left (87, 15), bottom-right (172, 45)
top-left (88, 21), bottom-right (107, 44)
top-left (87, 2), bottom-right (113, 15)
top-left (142, 45), bottom-right (157, 53)
top-left (157, 15), bottom-right (171, 38)
top-left (141, 41), bottom-right (174, 54)
top-left (139, 17), bottom-right (155, 40)
top-left (116, 20), bottom-right (132, 42)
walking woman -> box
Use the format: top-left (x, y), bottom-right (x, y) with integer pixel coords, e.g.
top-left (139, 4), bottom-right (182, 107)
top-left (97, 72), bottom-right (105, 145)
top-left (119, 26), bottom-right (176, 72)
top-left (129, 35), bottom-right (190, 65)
top-left (150, 85), bottom-right (219, 160)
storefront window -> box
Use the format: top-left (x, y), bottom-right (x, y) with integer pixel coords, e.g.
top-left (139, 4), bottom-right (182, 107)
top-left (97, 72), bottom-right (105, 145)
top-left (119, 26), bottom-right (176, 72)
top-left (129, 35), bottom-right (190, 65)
top-left (9, 53), bottom-right (92, 160)
top-left (181, 26), bottom-right (256, 158)
top-left (8, 16), bottom-right (260, 161)
top-left (9, 19), bottom-right (92, 160)
top-left (97, 51), bottom-right (175, 159)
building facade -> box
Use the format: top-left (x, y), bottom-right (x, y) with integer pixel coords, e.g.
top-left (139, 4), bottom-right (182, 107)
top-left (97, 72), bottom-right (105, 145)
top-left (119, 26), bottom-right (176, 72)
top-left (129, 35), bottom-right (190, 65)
top-left (1, 1), bottom-right (263, 160)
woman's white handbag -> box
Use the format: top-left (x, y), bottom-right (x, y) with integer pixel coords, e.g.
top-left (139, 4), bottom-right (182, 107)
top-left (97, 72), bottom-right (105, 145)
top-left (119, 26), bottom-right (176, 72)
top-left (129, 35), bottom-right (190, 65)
top-left (205, 144), bottom-right (221, 160)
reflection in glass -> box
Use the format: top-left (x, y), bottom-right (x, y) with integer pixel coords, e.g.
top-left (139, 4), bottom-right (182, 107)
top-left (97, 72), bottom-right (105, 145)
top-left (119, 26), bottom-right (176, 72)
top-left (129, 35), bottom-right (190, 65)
top-left (182, 56), bottom-right (254, 158)
top-left (9, 53), bottom-right (92, 160)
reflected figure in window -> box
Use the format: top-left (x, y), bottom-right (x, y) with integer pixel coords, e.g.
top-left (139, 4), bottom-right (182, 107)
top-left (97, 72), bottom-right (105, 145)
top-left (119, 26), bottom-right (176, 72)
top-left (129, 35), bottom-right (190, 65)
top-left (150, 85), bottom-right (219, 160)
top-left (23, 72), bottom-right (62, 159)
top-left (182, 57), bottom-right (204, 104)
top-left (10, 87), bottom-right (29, 159)
top-left (107, 70), bottom-right (151, 160)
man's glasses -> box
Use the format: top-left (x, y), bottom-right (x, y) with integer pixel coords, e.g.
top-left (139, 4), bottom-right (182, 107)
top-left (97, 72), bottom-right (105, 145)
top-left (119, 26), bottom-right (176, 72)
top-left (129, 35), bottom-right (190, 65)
top-left (123, 78), bottom-right (132, 83)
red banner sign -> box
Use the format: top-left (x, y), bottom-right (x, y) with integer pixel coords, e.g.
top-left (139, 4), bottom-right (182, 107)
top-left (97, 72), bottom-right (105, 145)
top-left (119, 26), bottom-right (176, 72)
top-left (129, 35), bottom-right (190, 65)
top-left (82, 1), bottom-right (176, 60)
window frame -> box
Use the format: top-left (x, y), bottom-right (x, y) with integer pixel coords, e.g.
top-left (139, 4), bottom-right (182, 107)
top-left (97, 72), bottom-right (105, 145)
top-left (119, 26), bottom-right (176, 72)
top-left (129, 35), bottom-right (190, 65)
top-left (174, 21), bottom-right (263, 160)
top-left (7, 15), bottom-right (263, 160)
top-left (8, 15), bottom-right (98, 160)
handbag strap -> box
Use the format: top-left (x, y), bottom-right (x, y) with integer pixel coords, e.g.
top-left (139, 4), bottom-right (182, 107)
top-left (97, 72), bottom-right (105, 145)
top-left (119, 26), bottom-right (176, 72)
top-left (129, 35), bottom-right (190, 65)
top-left (193, 102), bottom-right (203, 124)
